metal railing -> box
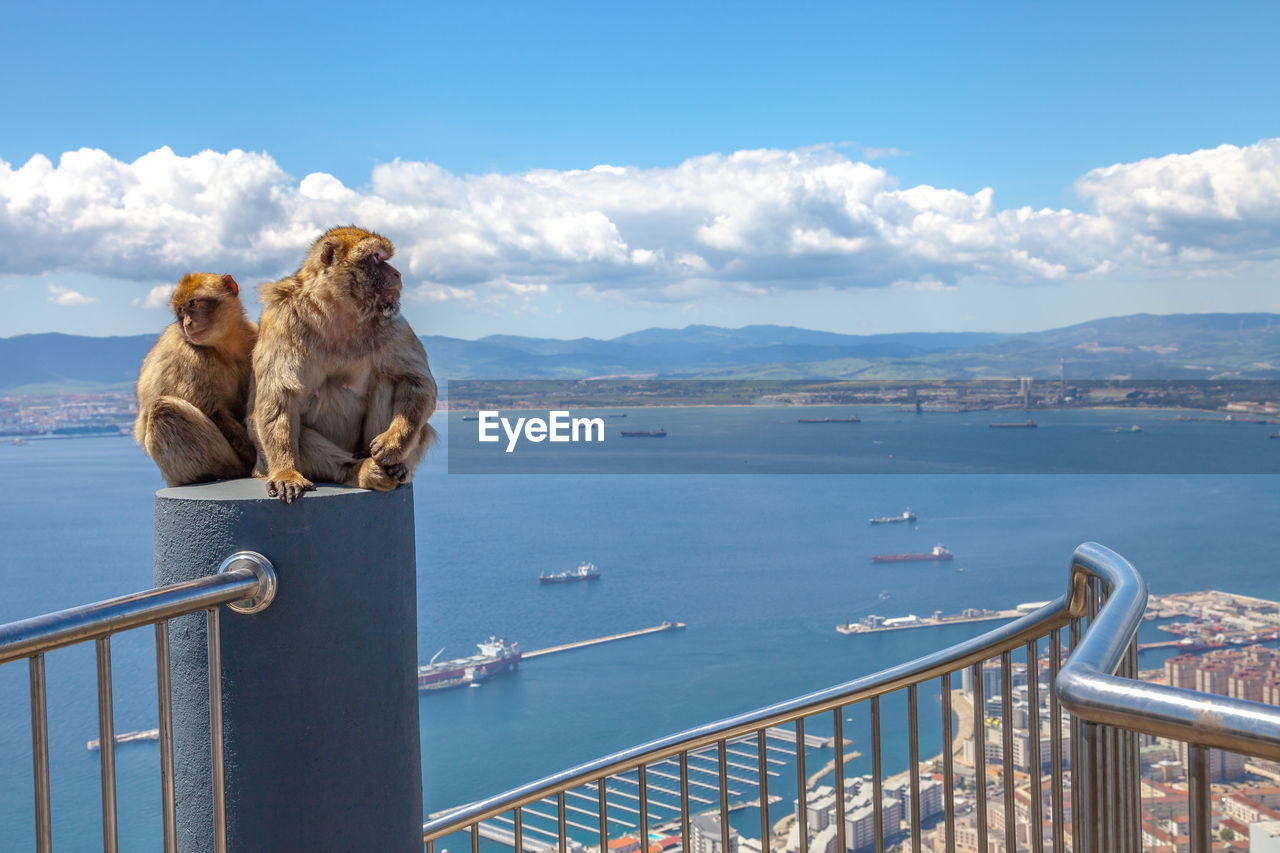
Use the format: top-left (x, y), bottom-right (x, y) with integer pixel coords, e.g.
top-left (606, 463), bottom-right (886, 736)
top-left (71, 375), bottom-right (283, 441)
top-left (1058, 544), bottom-right (1280, 851)
top-left (423, 542), bottom-right (1280, 853)
top-left (0, 551), bottom-right (276, 853)
top-left (8, 541), bottom-right (1280, 852)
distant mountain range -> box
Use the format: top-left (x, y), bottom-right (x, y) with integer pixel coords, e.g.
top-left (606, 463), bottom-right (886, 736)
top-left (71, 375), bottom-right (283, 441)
top-left (2, 313), bottom-right (1278, 394)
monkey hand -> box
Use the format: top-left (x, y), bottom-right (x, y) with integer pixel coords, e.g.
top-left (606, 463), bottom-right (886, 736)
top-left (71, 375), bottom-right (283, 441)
top-left (266, 469), bottom-right (314, 504)
top-left (369, 428), bottom-right (409, 470)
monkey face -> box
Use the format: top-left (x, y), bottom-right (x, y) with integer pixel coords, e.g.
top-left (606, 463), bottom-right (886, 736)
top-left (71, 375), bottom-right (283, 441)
top-left (308, 228), bottom-right (403, 319)
top-left (177, 298), bottom-right (219, 345)
top-left (364, 251), bottom-right (403, 318)
top-left (169, 273), bottom-right (241, 347)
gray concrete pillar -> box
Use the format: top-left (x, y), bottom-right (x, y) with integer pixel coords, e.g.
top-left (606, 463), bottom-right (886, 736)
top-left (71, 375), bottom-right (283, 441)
top-left (154, 480), bottom-right (423, 852)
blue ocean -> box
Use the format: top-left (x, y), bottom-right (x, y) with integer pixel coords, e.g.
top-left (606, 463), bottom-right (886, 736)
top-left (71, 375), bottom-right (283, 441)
top-left (1, 407), bottom-right (1278, 850)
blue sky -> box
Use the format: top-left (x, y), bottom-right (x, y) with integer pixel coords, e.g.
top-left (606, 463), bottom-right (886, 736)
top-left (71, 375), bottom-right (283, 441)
top-left (2, 0), bottom-right (1278, 340)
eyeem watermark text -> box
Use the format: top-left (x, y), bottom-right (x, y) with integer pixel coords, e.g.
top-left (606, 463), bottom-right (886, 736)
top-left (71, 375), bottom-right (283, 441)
top-left (477, 410), bottom-right (606, 452)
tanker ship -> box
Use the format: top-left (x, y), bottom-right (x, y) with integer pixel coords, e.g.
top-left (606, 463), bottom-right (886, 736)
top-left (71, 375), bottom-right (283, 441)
top-left (417, 637), bottom-right (521, 691)
top-left (870, 509), bottom-right (917, 525)
top-left (539, 561), bottom-right (601, 584)
top-left (871, 544), bottom-right (954, 563)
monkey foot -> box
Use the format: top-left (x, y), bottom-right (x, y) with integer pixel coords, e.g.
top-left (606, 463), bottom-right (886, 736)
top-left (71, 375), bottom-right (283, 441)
top-left (266, 471), bottom-right (315, 504)
top-left (357, 458), bottom-right (403, 492)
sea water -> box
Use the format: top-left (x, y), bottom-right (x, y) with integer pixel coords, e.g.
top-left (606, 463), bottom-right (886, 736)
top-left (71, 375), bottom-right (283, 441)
top-left (0, 410), bottom-right (1278, 850)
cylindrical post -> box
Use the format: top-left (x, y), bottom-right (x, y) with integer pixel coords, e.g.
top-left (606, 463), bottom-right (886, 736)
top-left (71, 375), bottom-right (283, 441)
top-left (154, 480), bottom-right (423, 853)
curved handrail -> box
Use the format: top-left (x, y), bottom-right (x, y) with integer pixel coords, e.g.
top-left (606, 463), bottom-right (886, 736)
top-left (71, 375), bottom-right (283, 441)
top-left (427, 541), bottom-right (1280, 841)
top-left (0, 566), bottom-right (263, 665)
top-left (424, 585), bottom-right (1075, 839)
top-left (1057, 541), bottom-right (1280, 760)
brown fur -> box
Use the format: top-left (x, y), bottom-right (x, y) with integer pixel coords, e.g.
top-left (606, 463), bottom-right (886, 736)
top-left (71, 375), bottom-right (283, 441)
top-left (134, 273), bottom-right (258, 486)
top-left (251, 226), bottom-right (438, 503)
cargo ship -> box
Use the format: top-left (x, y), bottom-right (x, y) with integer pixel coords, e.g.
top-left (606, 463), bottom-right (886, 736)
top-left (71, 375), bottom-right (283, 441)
top-left (989, 419), bottom-right (1037, 428)
top-left (871, 544), bottom-right (954, 563)
top-left (539, 561), bottom-right (601, 584)
top-left (797, 416), bottom-right (860, 423)
top-left (620, 429), bottom-right (666, 437)
top-left (870, 509), bottom-right (917, 525)
top-left (417, 637), bottom-right (521, 691)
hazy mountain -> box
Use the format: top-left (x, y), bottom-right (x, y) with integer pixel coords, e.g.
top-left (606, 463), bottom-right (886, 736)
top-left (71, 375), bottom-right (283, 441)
top-left (0, 333), bottom-right (156, 393)
top-left (1, 314), bottom-right (1277, 394)
top-left (925, 313), bottom-right (1280, 381)
top-left (611, 324), bottom-right (1006, 351)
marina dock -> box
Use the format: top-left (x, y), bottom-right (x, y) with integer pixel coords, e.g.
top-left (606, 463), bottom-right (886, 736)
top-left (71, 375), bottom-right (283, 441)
top-left (523, 622), bottom-right (686, 659)
top-left (427, 724), bottom-right (832, 851)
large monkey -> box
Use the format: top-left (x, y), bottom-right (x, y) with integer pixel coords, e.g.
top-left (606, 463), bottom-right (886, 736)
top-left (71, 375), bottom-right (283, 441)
top-left (252, 226), bottom-right (437, 503)
top-left (134, 273), bottom-right (258, 486)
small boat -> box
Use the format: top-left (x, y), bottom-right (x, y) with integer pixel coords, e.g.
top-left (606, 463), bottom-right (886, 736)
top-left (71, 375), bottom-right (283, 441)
top-left (620, 429), bottom-right (667, 437)
top-left (1113, 425), bottom-right (1142, 433)
top-left (870, 509), bottom-right (917, 525)
top-left (539, 562), bottom-right (601, 584)
top-left (878, 590), bottom-right (890, 600)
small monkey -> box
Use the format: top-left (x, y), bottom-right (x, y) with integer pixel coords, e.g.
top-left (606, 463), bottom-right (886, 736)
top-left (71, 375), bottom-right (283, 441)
top-left (134, 273), bottom-right (258, 486)
top-left (251, 226), bottom-right (437, 503)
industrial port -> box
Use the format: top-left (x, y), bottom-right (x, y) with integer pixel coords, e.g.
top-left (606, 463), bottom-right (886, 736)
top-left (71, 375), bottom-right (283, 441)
top-left (838, 589), bottom-right (1280, 646)
top-left (418, 622), bottom-right (686, 692)
top-left (1139, 589), bottom-right (1280, 651)
top-left (837, 603), bottom-right (1048, 635)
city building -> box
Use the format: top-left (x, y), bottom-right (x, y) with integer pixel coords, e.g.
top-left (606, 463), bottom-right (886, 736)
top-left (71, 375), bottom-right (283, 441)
top-left (689, 813), bottom-right (739, 853)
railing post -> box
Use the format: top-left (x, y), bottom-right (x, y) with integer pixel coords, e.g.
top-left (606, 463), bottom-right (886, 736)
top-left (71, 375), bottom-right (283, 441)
top-left (154, 480), bottom-right (423, 853)
top-left (1187, 745), bottom-right (1211, 853)
top-left (1080, 721), bottom-right (1099, 853)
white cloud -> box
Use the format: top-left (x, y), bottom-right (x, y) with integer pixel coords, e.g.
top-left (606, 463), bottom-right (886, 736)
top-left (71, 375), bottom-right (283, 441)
top-left (47, 284), bottom-right (98, 306)
top-left (410, 284), bottom-right (477, 304)
top-left (138, 284), bottom-right (171, 309)
top-left (2, 140), bottom-right (1280, 307)
top-left (1073, 139), bottom-right (1280, 266)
